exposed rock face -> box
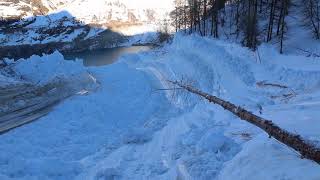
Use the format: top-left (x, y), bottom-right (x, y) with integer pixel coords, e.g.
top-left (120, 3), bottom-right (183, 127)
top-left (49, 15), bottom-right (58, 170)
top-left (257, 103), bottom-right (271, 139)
top-left (0, 0), bottom-right (173, 59)
top-left (64, 0), bottom-right (171, 25)
top-left (0, 0), bottom-right (50, 19)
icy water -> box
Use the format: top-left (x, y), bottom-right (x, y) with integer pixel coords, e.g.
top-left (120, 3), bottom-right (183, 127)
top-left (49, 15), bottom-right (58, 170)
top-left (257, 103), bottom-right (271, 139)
top-left (63, 46), bottom-right (152, 66)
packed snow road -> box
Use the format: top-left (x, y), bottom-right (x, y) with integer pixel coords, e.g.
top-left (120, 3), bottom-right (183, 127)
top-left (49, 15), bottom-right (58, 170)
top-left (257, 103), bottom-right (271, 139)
top-left (0, 35), bottom-right (320, 179)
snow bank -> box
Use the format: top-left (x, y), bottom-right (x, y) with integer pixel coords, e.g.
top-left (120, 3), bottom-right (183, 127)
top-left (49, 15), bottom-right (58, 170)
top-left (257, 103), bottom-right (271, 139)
top-left (0, 34), bottom-right (320, 179)
top-left (0, 73), bottom-right (22, 88)
top-left (218, 134), bottom-right (320, 180)
top-left (76, 34), bottom-right (320, 179)
top-left (12, 51), bottom-right (85, 84)
top-left (128, 34), bottom-right (320, 179)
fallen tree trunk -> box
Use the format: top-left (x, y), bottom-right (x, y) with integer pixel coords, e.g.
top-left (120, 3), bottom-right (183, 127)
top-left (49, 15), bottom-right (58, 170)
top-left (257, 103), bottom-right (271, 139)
top-left (169, 80), bottom-right (320, 164)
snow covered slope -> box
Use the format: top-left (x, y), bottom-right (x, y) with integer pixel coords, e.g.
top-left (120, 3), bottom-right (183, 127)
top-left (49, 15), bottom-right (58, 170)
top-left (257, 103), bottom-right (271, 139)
top-left (0, 0), bottom-right (174, 23)
top-left (0, 0), bottom-right (174, 59)
top-left (60, 0), bottom-right (173, 24)
top-left (0, 34), bottom-right (319, 179)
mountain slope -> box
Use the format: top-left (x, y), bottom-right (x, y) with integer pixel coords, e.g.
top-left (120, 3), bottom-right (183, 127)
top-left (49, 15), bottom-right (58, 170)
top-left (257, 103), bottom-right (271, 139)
top-left (0, 0), bottom-right (174, 59)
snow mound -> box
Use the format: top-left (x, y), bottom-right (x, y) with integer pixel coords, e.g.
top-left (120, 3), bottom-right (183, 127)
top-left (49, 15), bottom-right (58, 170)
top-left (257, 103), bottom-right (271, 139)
top-left (218, 135), bottom-right (320, 180)
top-left (12, 51), bottom-right (86, 84)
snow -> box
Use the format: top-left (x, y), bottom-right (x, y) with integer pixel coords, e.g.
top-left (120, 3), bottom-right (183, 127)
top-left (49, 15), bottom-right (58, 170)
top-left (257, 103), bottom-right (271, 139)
top-left (58, 0), bottom-right (174, 24)
top-left (11, 51), bottom-right (86, 84)
top-left (218, 134), bottom-right (320, 180)
top-left (0, 34), bottom-right (320, 179)
top-left (0, 73), bottom-right (21, 87)
top-left (0, 1), bottom-right (32, 18)
top-left (0, 0), bottom-right (172, 47)
top-left (0, 10), bottom-right (86, 46)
